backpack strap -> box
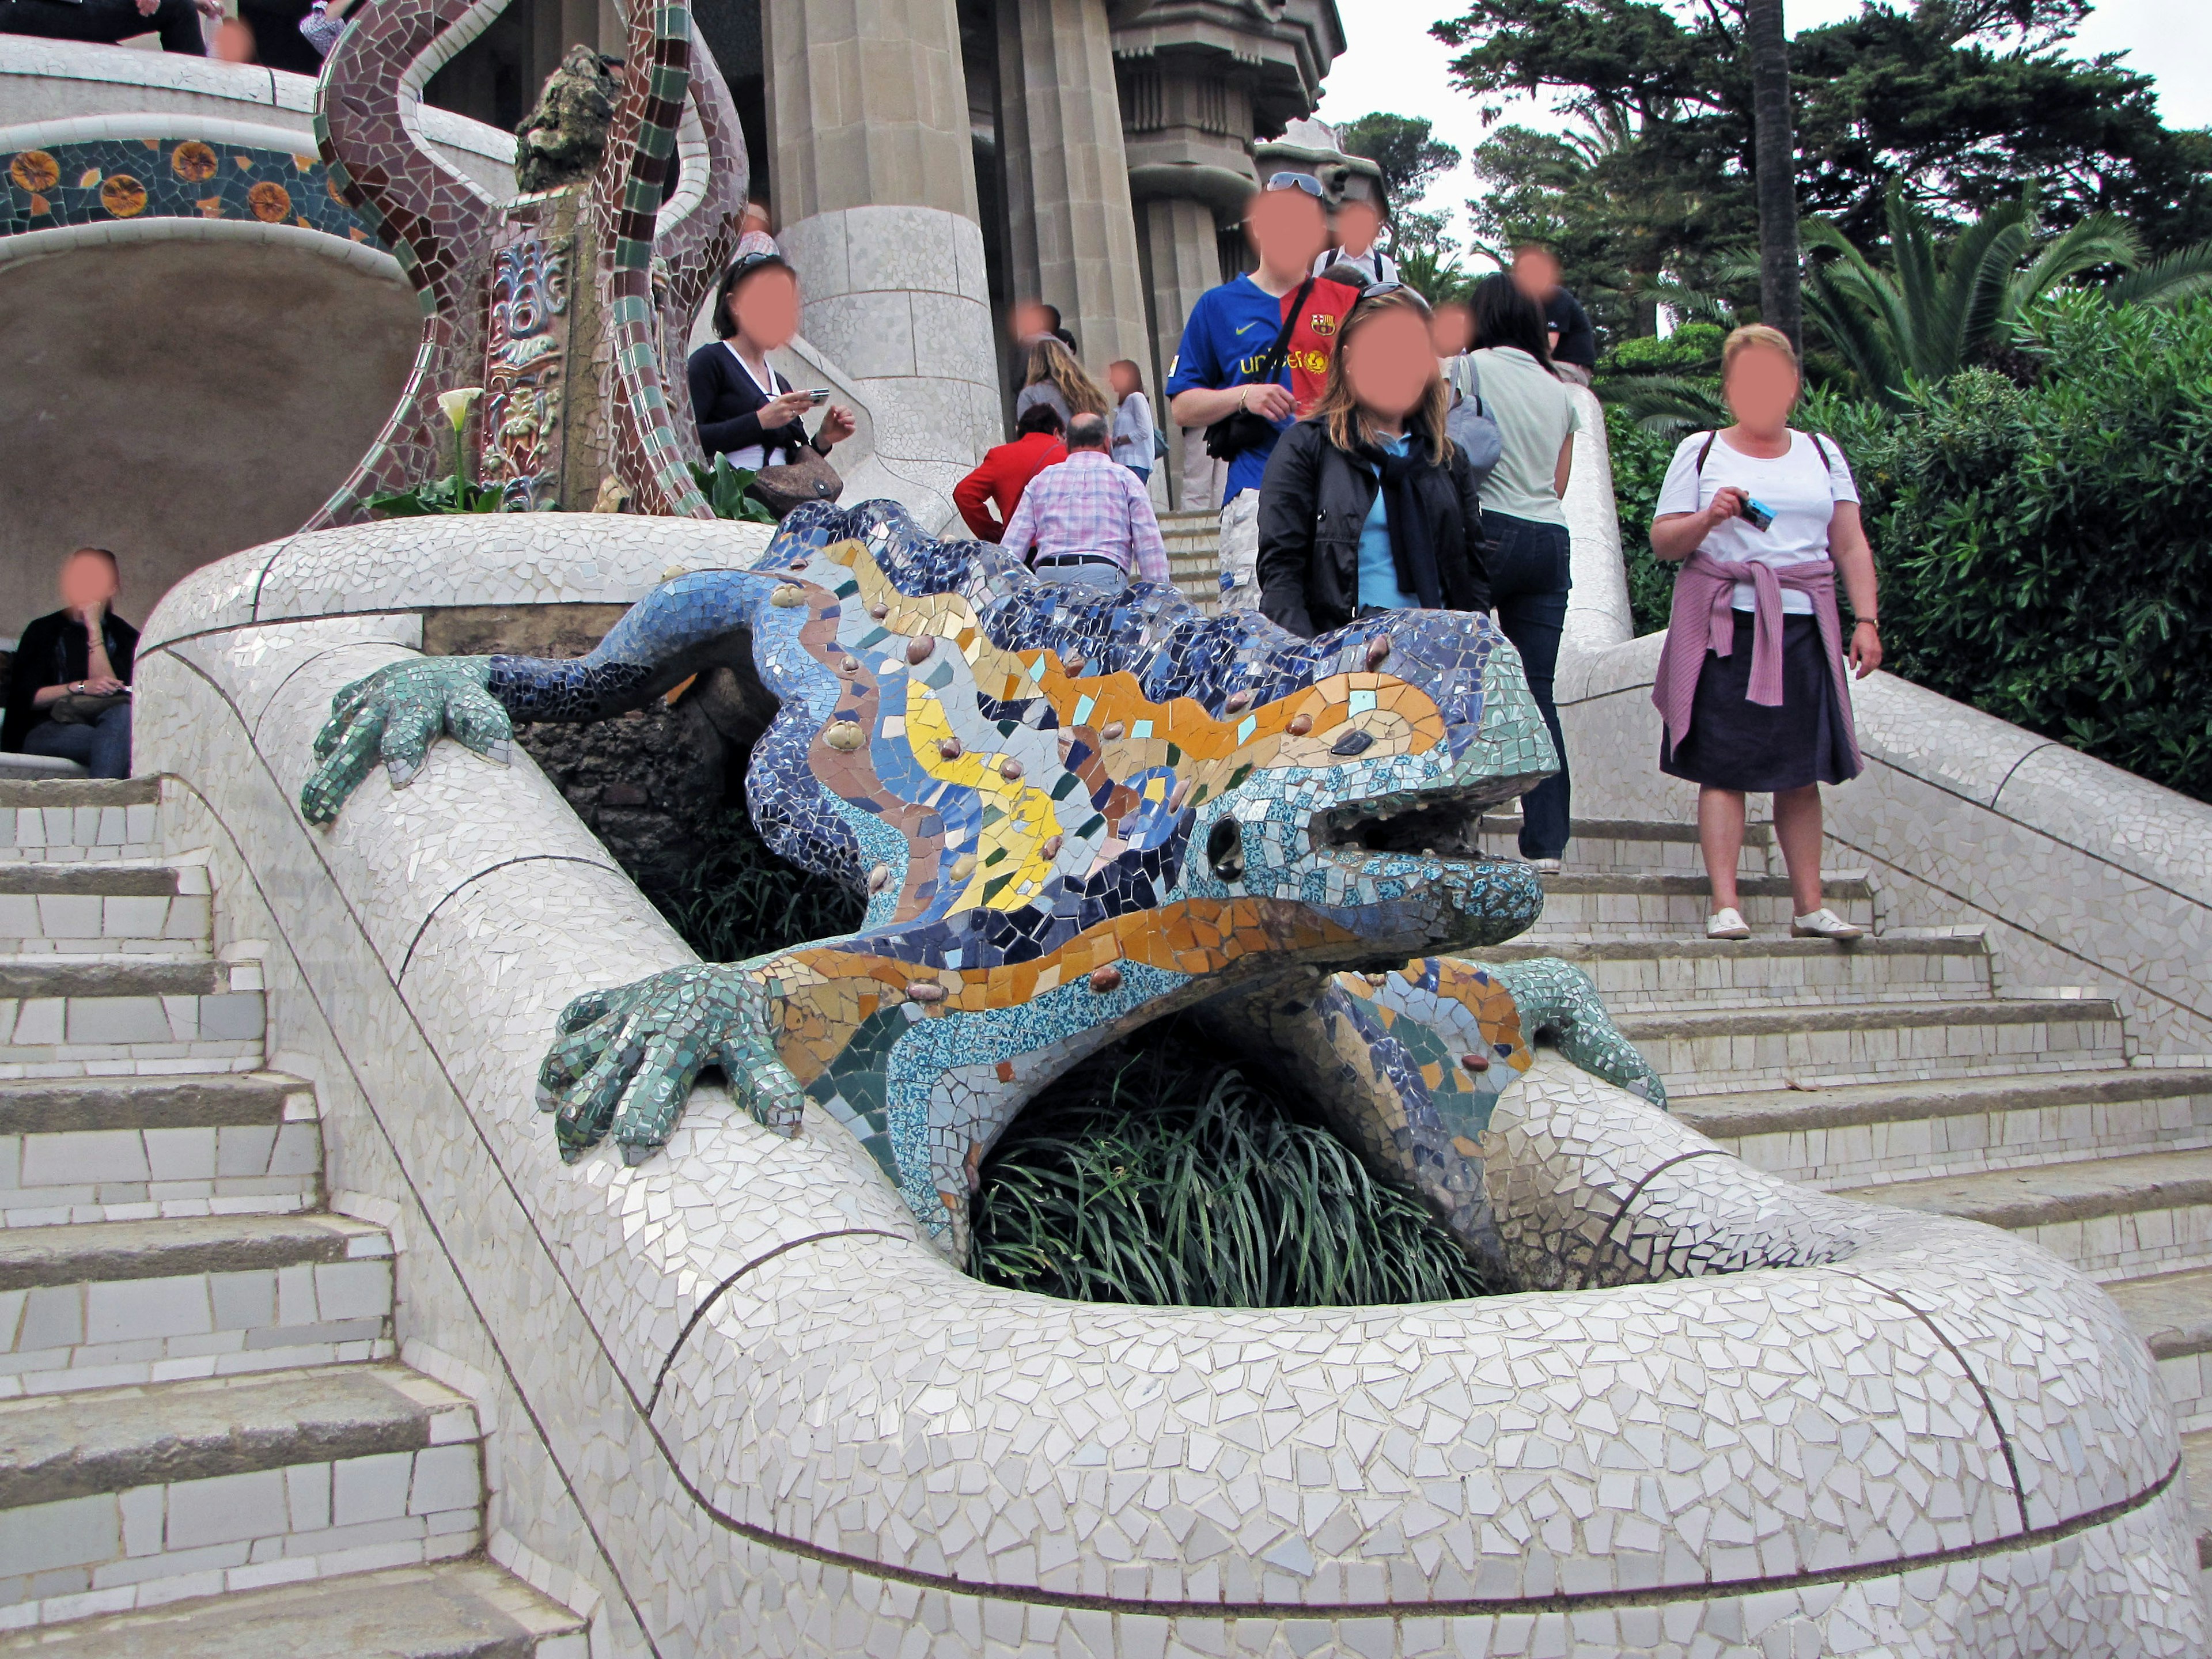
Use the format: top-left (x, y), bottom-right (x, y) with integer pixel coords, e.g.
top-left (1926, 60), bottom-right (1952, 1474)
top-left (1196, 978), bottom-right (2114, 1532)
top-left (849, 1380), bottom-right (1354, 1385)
top-left (1808, 432), bottom-right (1838, 471)
top-left (1694, 430), bottom-right (1718, 472)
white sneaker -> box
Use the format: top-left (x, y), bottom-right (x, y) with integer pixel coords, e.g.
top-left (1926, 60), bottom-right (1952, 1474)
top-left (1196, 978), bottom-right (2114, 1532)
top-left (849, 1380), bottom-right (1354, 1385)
top-left (1706, 907), bottom-right (1751, 941)
top-left (1527, 857), bottom-right (1562, 876)
top-left (1792, 907), bottom-right (1866, 941)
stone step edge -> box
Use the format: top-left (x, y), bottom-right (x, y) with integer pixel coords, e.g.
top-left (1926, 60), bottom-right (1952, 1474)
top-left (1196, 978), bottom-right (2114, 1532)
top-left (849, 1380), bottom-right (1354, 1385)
top-left (1835, 1147), bottom-right (2212, 1234)
top-left (0, 1558), bottom-right (587, 1658)
top-left (0, 961), bottom-right (243, 1001)
top-left (2104, 1266), bottom-right (2212, 1365)
top-left (1543, 870), bottom-right (1873, 897)
top-left (0, 1363), bottom-right (475, 1510)
top-left (0, 781), bottom-right (161, 810)
top-left (0, 1213), bottom-right (388, 1292)
top-left (1676, 1066), bottom-right (2212, 1140)
top-left (1486, 934), bottom-right (1989, 963)
top-left (1479, 815), bottom-right (1777, 846)
top-left (0, 1072), bottom-right (312, 1137)
top-left (0, 860), bottom-right (206, 897)
top-left (1619, 997), bottom-right (2123, 1041)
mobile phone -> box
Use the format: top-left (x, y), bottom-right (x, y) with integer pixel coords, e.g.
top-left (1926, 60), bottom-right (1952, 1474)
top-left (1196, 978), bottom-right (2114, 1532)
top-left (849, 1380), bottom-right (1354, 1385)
top-left (1738, 495), bottom-right (1777, 532)
top-left (807, 389), bottom-right (831, 404)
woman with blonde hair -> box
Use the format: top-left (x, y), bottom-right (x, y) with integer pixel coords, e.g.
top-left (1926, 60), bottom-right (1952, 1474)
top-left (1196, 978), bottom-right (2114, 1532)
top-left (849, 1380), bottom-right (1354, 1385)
top-left (1650, 323), bottom-right (1881, 942)
top-left (1254, 286), bottom-right (1489, 638)
top-left (1013, 335), bottom-right (1110, 433)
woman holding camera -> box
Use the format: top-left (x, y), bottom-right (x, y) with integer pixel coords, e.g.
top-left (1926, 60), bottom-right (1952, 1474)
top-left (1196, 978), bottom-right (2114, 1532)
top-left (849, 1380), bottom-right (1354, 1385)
top-left (1650, 324), bottom-right (1880, 942)
top-left (688, 251), bottom-right (855, 469)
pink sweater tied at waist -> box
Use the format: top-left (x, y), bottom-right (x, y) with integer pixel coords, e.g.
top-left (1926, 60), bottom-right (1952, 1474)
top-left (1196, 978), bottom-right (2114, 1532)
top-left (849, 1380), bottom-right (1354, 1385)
top-left (1652, 550), bottom-right (1862, 770)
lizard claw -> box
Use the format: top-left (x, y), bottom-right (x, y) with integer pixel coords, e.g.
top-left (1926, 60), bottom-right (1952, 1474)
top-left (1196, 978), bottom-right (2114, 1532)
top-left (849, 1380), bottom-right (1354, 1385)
top-left (536, 964), bottom-right (802, 1162)
top-left (300, 657), bottom-right (512, 825)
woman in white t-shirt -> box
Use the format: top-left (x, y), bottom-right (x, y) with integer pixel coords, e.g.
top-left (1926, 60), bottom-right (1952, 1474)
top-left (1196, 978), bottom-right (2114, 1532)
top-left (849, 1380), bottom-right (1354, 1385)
top-left (1649, 324), bottom-right (1883, 942)
top-left (1468, 274), bottom-right (1585, 872)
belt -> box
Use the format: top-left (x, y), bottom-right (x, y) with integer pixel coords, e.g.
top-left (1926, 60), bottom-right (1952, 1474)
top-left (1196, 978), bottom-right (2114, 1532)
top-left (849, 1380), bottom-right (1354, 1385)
top-left (1032, 553), bottom-right (1123, 569)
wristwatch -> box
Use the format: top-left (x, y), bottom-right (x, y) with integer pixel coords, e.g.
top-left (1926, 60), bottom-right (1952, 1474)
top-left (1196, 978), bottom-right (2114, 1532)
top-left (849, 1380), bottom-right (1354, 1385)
top-left (69, 681), bottom-right (84, 695)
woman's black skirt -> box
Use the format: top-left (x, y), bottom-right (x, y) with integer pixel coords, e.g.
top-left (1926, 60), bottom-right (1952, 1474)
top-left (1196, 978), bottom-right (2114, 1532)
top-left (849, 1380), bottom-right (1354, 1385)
top-left (1660, 612), bottom-right (1861, 791)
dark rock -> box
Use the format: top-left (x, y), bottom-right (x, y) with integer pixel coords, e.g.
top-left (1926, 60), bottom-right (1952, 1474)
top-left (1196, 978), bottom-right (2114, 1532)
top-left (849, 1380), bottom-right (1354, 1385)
top-left (514, 46), bottom-right (621, 195)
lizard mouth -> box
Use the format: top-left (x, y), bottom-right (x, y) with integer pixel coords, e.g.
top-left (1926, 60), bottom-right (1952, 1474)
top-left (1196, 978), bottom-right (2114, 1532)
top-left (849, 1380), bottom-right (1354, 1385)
top-left (1315, 789), bottom-right (1488, 869)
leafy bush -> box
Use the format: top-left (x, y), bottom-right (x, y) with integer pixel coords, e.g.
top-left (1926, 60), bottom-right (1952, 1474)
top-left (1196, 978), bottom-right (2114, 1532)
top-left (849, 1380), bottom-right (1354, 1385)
top-left (1870, 296), bottom-right (2212, 798)
top-left (650, 807), bottom-right (863, 961)
top-left (690, 454), bottom-right (780, 524)
top-left (968, 1020), bottom-right (1493, 1308)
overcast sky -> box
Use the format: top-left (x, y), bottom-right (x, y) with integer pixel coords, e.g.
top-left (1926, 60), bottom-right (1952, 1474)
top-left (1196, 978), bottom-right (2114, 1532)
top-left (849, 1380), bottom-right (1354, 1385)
top-left (1314, 0), bottom-right (2212, 260)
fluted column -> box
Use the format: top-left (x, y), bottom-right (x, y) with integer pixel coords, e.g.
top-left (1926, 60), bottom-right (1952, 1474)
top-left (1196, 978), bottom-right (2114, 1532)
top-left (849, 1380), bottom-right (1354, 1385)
top-left (1001, 0), bottom-right (1152, 376)
top-left (760, 0), bottom-right (1002, 523)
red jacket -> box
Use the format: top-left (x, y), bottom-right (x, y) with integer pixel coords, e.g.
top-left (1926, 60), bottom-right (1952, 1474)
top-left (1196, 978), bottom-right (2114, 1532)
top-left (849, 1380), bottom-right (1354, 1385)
top-left (954, 433), bottom-right (1068, 542)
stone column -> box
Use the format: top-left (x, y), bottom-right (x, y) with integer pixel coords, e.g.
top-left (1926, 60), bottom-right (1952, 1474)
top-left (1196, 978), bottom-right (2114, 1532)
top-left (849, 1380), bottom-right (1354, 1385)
top-left (1135, 193), bottom-right (1223, 508)
top-left (1001, 0), bottom-right (1152, 379)
top-left (760, 0), bottom-right (1002, 525)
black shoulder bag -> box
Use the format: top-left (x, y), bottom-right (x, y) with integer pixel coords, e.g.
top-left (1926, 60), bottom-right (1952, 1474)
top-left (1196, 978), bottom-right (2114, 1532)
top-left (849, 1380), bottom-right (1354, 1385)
top-left (1204, 277), bottom-right (1316, 463)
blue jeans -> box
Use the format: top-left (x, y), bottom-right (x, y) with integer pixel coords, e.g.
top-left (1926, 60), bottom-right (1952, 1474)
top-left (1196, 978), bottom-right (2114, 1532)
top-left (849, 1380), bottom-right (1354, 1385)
top-left (1484, 512), bottom-right (1571, 859)
top-left (1122, 463), bottom-right (1152, 483)
top-left (22, 703), bottom-right (132, 779)
top-left (1033, 555), bottom-right (1128, 594)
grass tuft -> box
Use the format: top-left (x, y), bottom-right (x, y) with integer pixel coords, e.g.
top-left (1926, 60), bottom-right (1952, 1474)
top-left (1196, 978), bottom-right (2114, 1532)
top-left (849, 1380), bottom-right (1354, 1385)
top-left (967, 1023), bottom-right (1495, 1308)
top-left (651, 807), bottom-right (865, 963)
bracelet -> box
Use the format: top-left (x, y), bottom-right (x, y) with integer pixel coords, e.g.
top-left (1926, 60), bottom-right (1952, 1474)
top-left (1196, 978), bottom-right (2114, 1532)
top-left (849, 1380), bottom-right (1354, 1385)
top-left (1855, 616), bottom-right (1879, 627)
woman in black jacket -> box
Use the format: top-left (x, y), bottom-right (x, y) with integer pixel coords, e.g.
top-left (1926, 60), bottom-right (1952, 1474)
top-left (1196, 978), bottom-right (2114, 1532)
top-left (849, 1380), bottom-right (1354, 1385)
top-left (686, 251), bottom-right (856, 471)
top-left (6, 547), bottom-right (138, 778)
top-left (1255, 287), bottom-right (1488, 639)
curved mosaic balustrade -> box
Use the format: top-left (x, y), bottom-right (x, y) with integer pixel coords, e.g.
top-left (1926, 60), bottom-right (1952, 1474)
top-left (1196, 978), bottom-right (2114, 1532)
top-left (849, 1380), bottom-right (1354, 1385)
top-left (2, 120), bottom-right (374, 244)
top-left (130, 510), bottom-right (2205, 1653)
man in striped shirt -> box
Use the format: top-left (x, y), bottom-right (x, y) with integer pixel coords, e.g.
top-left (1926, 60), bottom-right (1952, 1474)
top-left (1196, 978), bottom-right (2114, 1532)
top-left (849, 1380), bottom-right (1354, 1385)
top-left (998, 415), bottom-right (1172, 592)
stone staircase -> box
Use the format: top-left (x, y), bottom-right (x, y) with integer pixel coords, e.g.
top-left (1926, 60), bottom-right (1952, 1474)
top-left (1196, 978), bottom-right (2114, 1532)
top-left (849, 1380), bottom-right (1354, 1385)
top-left (1484, 812), bottom-right (2212, 1567)
top-left (0, 781), bottom-right (583, 1657)
top-left (1160, 508), bottom-right (1221, 613)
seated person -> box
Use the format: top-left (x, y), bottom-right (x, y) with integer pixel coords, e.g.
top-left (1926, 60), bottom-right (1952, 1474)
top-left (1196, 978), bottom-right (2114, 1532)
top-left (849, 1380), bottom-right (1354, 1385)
top-left (0, 0), bottom-right (221, 52)
top-left (6, 547), bottom-right (137, 779)
top-left (952, 404), bottom-right (1067, 543)
top-left (997, 414), bottom-right (1169, 592)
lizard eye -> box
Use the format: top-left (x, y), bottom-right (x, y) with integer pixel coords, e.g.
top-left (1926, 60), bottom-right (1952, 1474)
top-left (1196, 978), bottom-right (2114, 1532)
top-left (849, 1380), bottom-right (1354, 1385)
top-left (1331, 728), bottom-right (1374, 757)
top-left (1205, 818), bottom-right (1244, 884)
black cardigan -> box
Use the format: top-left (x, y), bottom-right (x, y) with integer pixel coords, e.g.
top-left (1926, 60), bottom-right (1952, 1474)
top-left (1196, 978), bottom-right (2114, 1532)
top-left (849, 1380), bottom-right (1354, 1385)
top-left (5, 608), bottom-right (138, 752)
top-left (686, 342), bottom-right (821, 463)
top-left (1255, 418), bottom-right (1488, 639)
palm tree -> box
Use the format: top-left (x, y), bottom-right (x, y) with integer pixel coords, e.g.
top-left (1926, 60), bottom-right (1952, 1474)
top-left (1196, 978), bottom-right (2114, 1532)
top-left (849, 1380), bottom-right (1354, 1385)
top-left (1744, 0), bottom-right (1803, 351)
top-left (1803, 189), bottom-right (2212, 408)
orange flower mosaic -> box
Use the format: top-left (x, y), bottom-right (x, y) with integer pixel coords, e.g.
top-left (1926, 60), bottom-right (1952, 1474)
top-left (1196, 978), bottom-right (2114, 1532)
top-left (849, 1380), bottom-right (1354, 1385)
top-left (169, 141), bottom-right (218, 182)
top-left (99, 175), bottom-right (148, 219)
top-left (9, 151), bottom-right (59, 194)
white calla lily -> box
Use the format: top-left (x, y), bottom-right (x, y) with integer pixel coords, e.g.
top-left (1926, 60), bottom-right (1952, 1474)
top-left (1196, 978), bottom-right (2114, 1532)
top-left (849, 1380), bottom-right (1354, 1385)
top-left (437, 387), bottom-right (484, 433)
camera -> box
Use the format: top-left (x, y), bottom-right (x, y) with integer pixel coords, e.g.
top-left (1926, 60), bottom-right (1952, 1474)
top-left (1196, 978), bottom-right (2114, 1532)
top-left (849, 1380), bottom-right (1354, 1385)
top-left (1737, 495), bottom-right (1777, 532)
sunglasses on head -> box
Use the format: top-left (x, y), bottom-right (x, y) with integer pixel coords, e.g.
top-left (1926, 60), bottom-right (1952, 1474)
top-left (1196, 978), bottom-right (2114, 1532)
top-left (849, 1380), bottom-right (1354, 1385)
top-left (1263, 172), bottom-right (1325, 199)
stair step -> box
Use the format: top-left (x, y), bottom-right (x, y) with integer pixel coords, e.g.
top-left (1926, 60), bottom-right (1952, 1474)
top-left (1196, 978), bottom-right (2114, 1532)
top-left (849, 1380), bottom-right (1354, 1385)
top-left (0, 864), bottom-right (209, 956)
top-left (1676, 1067), bottom-right (2212, 1187)
top-left (0, 1559), bottom-right (585, 1657)
top-left (1836, 1146), bottom-right (2212, 1281)
top-left (0, 785), bottom-right (160, 866)
top-left (0, 1365), bottom-right (480, 1627)
top-left (1528, 871), bottom-right (1874, 937)
top-left (1621, 996), bottom-right (2124, 1095)
top-left (2104, 1266), bottom-right (2212, 1429)
top-left (1481, 816), bottom-right (1774, 877)
top-left (0, 1215), bottom-right (393, 1397)
top-left (1, 1075), bottom-right (322, 1230)
top-left (0, 959), bottom-right (263, 1080)
top-left (1485, 933), bottom-right (1991, 1009)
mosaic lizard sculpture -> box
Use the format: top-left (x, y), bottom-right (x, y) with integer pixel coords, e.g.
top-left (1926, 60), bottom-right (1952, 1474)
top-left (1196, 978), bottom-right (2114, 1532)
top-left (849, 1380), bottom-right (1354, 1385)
top-left (309, 0), bottom-right (744, 520)
top-left (300, 503), bottom-right (1662, 1276)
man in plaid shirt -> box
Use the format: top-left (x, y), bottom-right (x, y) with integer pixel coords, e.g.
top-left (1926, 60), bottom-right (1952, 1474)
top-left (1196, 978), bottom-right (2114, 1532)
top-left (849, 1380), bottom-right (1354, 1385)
top-left (998, 415), bottom-right (1171, 592)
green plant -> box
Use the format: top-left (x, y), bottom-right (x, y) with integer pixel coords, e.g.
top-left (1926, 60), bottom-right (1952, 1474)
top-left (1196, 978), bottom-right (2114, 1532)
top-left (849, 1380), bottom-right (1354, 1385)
top-left (649, 806), bottom-right (863, 961)
top-left (1804, 190), bottom-right (2212, 409)
top-left (967, 1021), bottom-right (1493, 1308)
top-left (1866, 295), bottom-right (2212, 801)
top-left (690, 454), bottom-right (779, 524)
top-left (367, 386), bottom-right (506, 516)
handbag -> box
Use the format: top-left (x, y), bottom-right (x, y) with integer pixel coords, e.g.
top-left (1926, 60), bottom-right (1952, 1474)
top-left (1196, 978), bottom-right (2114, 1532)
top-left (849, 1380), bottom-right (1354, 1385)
top-left (1204, 276), bottom-right (1316, 463)
top-left (748, 446), bottom-right (844, 519)
top-left (1444, 357), bottom-right (1503, 493)
top-left (48, 691), bottom-right (128, 725)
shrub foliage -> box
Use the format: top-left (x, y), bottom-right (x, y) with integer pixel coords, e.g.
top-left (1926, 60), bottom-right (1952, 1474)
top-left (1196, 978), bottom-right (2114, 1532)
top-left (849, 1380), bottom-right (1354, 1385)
top-left (651, 806), bottom-right (864, 962)
top-left (968, 1021), bottom-right (1494, 1308)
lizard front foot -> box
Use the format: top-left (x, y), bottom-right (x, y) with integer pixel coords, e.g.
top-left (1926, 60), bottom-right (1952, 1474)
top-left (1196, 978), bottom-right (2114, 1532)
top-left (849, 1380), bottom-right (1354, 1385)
top-left (300, 657), bottom-right (513, 824)
top-left (535, 964), bottom-right (802, 1161)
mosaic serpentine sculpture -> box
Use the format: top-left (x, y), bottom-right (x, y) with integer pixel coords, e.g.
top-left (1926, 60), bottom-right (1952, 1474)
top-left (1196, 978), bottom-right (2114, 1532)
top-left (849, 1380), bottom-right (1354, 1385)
top-left (309, 0), bottom-right (744, 520)
top-left (299, 503), bottom-right (1661, 1275)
